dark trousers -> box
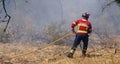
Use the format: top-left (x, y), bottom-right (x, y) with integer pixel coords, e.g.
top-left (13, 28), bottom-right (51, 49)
top-left (71, 34), bottom-right (89, 54)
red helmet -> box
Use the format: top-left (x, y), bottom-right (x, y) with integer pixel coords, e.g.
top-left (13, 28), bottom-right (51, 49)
top-left (82, 12), bottom-right (90, 19)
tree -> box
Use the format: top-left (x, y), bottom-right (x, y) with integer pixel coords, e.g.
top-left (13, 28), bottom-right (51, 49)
top-left (102, 0), bottom-right (120, 12)
top-left (0, 0), bottom-right (11, 32)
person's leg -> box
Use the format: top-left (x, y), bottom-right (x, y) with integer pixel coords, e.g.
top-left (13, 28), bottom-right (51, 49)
top-left (82, 35), bottom-right (88, 56)
top-left (71, 35), bottom-right (82, 50)
top-left (67, 34), bottom-right (82, 58)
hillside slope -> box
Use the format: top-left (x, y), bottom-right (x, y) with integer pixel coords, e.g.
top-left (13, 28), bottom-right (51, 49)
top-left (0, 43), bottom-right (120, 64)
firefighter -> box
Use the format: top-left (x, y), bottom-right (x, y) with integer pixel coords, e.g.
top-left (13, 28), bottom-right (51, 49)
top-left (67, 12), bottom-right (92, 58)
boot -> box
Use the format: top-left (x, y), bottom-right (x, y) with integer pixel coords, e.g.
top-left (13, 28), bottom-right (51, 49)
top-left (67, 53), bottom-right (73, 58)
top-left (67, 49), bottom-right (75, 58)
top-left (82, 50), bottom-right (86, 57)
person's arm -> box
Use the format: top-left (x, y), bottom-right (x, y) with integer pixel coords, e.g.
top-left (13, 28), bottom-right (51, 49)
top-left (71, 20), bottom-right (78, 33)
top-left (88, 22), bottom-right (92, 33)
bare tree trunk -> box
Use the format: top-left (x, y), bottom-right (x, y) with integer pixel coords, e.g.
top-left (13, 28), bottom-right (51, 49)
top-left (1, 0), bottom-right (11, 32)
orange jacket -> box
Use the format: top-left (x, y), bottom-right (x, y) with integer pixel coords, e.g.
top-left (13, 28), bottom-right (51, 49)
top-left (71, 18), bottom-right (92, 34)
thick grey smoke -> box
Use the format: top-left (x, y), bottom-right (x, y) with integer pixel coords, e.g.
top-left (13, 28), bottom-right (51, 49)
top-left (0, 0), bottom-right (120, 44)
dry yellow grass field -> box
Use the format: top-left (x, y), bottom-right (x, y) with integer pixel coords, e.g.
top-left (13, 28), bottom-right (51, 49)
top-left (0, 42), bottom-right (120, 64)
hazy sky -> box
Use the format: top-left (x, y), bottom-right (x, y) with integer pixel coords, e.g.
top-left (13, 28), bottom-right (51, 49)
top-left (1, 0), bottom-right (120, 33)
top-left (6, 0), bottom-right (102, 24)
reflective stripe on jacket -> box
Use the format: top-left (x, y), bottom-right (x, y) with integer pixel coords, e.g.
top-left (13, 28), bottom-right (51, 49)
top-left (71, 18), bottom-right (92, 34)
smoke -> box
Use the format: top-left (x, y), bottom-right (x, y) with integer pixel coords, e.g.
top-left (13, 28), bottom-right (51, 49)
top-left (0, 0), bottom-right (120, 44)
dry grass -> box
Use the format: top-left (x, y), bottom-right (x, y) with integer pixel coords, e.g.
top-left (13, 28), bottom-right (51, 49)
top-left (0, 43), bottom-right (120, 64)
